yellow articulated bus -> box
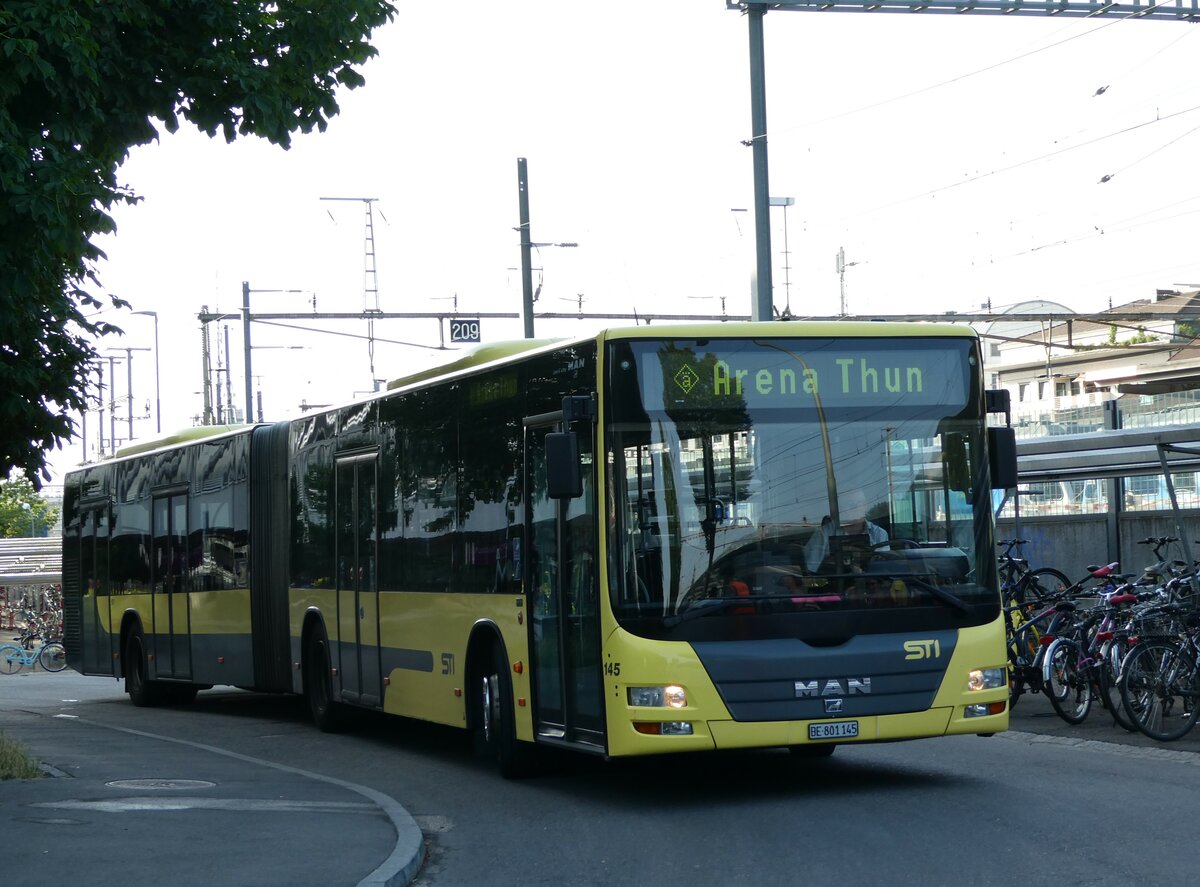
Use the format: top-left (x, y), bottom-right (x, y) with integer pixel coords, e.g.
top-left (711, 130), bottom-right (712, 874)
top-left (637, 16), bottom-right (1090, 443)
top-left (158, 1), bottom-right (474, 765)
top-left (63, 322), bottom-right (1016, 775)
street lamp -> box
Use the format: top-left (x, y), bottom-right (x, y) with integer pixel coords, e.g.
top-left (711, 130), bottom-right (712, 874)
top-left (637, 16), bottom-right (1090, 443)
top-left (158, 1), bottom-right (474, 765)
top-left (515, 157), bottom-right (580, 339)
top-left (769, 197), bottom-right (794, 317)
top-left (131, 310), bottom-right (161, 433)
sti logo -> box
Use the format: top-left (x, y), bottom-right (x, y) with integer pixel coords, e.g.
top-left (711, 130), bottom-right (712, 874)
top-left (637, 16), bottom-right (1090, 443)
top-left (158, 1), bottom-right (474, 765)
top-left (904, 639), bottom-right (941, 660)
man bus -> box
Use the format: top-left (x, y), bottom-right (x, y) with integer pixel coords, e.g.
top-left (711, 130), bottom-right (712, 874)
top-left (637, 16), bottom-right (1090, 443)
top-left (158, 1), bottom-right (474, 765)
top-left (63, 322), bottom-right (1015, 775)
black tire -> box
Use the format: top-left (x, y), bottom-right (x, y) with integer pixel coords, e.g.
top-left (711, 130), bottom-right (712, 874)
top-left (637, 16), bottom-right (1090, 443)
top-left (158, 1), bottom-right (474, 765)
top-left (1008, 670), bottom-right (1021, 710)
top-left (1097, 638), bottom-right (1137, 732)
top-left (305, 628), bottom-right (348, 732)
top-left (1008, 618), bottom-right (1042, 708)
top-left (37, 642), bottom-right (67, 673)
top-left (1045, 640), bottom-right (1092, 724)
top-left (473, 644), bottom-right (536, 778)
top-left (1119, 641), bottom-right (1200, 742)
top-left (125, 630), bottom-right (163, 707)
top-left (1021, 568), bottom-right (1070, 604)
top-left (0, 644), bottom-right (24, 675)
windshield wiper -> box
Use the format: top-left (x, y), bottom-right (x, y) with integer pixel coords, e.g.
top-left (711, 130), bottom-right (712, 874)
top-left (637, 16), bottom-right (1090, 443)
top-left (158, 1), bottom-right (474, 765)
top-left (664, 594), bottom-right (798, 627)
top-left (868, 574), bottom-right (971, 613)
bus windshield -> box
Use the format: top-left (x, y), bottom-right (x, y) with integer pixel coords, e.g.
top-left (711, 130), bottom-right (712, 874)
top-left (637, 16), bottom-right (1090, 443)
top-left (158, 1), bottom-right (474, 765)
top-left (604, 336), bottom-right (997, 642)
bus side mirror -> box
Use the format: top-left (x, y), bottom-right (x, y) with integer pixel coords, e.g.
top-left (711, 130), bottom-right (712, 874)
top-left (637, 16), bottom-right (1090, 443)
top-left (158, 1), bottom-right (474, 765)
top-left (546, 431), bottom-right (583, 499)
top-left (988, 426), bottom-right (1018, 490)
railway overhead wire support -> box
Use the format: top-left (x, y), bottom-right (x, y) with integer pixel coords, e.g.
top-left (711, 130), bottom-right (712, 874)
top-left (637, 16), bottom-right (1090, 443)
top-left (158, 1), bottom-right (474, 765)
top-left (727, 0), bottom-right (1200, 321)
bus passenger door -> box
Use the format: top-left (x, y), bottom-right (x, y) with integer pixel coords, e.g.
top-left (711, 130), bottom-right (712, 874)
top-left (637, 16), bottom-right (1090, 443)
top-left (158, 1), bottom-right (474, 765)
top-left (151, 493), bottom-right (191, 680)
top-left (526, 421), bottom-right (604, 749)
top-left (79, 505), bottom-right (114, 675)
top-left (336, 454), bottom-right (382, 707)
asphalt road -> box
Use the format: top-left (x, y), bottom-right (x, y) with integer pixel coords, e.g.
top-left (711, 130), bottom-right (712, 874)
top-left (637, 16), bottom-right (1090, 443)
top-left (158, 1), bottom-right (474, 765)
top-left (4, 671), bottom-right (1198, 886)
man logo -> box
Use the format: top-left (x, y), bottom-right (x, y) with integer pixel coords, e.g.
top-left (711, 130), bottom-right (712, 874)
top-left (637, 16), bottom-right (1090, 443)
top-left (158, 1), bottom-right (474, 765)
top-left (904, 639), bottom-right (941, 660)
top-left (795, 678), bottom-right (871, 698)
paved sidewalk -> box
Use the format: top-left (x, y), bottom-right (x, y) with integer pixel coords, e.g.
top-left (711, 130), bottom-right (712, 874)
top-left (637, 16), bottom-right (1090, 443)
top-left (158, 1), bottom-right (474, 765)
top-left (1007, 687), bottom-right (1200, 753)
top-left (0, 675), bottom-right (423, 887)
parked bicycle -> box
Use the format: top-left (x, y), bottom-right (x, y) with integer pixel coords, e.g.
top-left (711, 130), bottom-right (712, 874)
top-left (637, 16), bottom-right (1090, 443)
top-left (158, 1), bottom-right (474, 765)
top-left (1006, 594), bottom-right (1075, 709)
top-left (1117, 604), bottom-right (1200, 741)
top-left (997, 539), bottom-right (1070, 605)
top-left (0, 638), bottom-right (67, 674)
top-left (1041, 587), bottom-right (1143, 725)
top-left (1003, 550), bottom-right (1124, 711)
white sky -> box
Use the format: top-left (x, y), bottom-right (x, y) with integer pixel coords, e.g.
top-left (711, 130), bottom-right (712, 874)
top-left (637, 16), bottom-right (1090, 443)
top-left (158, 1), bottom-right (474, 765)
top-left (54, 0), bottom-right (1200, 483)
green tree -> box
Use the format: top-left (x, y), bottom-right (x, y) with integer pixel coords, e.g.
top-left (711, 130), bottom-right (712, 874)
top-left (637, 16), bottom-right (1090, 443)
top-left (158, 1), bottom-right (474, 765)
top-left (0, 0), bottom-right (396, 487)
top-left (0, 475), bottom-right (58, 538)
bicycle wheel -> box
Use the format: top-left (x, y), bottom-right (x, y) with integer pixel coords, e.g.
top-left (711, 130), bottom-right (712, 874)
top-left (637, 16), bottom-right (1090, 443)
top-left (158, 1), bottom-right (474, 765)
top-left (1119, 641), bottom-right (1200, 742)
top-left (37, 642), bottom-right (67, 673)
top-left (1097, 638), bottom-right (1137, 732)
top-left (0, 644), bottom-right (24, 675)
top-left (1008, 621), bottom-right (1041, 708)
top-left (1045, 640), bottom-right (1092, 724)
top-left (1022, 568), bottom-right (1070, 604)
top-left (1099, 643), bottom-right (1132, 729)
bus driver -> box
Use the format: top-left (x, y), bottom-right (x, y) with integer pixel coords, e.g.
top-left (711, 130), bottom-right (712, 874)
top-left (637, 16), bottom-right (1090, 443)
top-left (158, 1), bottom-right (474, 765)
top-left (803, 488), bottom-right (889, 572)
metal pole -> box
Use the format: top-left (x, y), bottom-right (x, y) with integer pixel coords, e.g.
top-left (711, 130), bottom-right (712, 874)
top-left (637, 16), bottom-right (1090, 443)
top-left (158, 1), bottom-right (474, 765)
top-left (146, 312), bottom-right (161, 433)
top-left (108, 355), bottom-right (117, 451)
top-left (215, 367), bottom-right (225, 424)
top-left (97, 362), bottom-right (105, 456)
top-left (125, 348), bottom-right (134, 443)
top-left (517, 158), bottom-right (535, 339)
top-left (200, 311), bottom-right (214, 426)
top-left (242, 281), bottom-right (253, 424)
top-left (748, 7), bottom-right (774, 322)
top-left (838, 247), bottom-right (846, 316)
top-left (224, 325), bottom-right (235, 423)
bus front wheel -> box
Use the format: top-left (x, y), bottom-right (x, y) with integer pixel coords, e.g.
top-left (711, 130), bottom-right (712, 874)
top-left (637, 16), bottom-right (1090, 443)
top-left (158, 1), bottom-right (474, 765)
top-left (473, 645), bottom-right (535, 778)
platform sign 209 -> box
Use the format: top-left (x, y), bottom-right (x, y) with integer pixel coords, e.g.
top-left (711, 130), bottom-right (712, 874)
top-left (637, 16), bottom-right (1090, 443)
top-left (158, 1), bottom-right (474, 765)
top-left (450, 318), bottom-right (482, 343)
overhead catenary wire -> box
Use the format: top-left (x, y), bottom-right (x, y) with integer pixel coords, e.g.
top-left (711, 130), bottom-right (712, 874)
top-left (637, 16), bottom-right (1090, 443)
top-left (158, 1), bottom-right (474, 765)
top-left (831, 101), bottom-right (1200, 224)
top-left (253, 318), bottom-right (450, 351)
top-left (759, 7), bottom-right (1199, 291)
top-left (1098, 120), bottom-right (1200, 183)
top-left (761, 1), bottom-right (1185, 140)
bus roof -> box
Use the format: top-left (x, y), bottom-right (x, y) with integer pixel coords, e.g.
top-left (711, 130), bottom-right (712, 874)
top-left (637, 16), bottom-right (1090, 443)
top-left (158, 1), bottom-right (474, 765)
top-left (385, 338), bottom-right (564, 390)
top-left (75, 322), bottom-right (978, 475)
top-left (381, 320), bottom-right (978, 394)
top-left (593, 320), bottom-right (979, 341)
top-left (106, 424), bottom-right (255, 461)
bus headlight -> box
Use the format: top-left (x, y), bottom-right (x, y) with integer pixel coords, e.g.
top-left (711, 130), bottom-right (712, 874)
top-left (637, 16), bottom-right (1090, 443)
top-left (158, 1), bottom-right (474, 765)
top-left (967, 668), bottom-right (1006, 691)
top-left (628, 685), bottom-right (688, 708)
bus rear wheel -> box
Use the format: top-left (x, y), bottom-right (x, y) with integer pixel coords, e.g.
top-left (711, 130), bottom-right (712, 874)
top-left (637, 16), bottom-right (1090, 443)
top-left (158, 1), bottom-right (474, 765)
top-left (125, 630), bottom-right (162, 707)
top-left (305, 629), bottom-right (348, 732)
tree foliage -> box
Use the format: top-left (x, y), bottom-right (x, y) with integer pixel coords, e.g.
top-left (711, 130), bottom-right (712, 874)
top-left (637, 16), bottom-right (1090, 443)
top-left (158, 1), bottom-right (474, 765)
top-left (0, 475), bottom-right (58, 538)
top-left (0, 0), bottom-right (396, 486)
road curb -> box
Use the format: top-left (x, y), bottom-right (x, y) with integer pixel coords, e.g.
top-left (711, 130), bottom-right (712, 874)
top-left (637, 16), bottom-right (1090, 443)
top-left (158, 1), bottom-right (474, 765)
top-left (68, 716), bottom-right (425, 887)
top-left (999, 728), bottom-right (1200, 765)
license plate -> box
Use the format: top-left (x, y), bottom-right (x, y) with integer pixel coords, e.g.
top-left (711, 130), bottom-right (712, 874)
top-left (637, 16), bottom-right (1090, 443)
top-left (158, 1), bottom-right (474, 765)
top-left (809, 720), bottom-right (859, 741)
